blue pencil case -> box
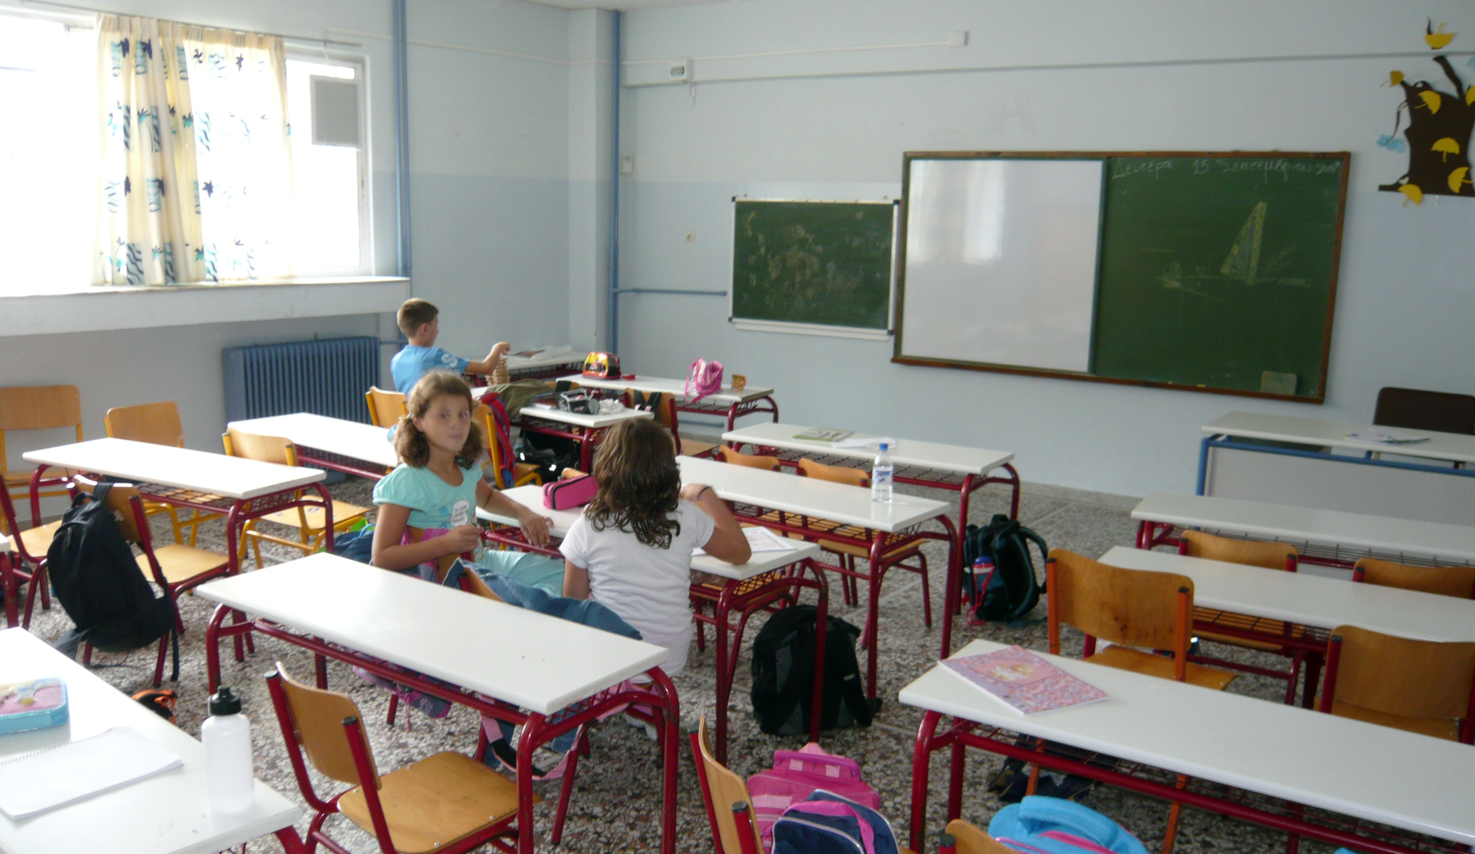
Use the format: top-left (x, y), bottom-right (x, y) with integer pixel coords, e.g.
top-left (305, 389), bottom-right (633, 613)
top-left (0, 678), bottom-right (69, 735)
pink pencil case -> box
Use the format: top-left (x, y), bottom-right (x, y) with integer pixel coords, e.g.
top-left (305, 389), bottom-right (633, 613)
top-left (543, 475), bottom-right (597, 510)
top-left (0, 678), bottom-right (69, 734)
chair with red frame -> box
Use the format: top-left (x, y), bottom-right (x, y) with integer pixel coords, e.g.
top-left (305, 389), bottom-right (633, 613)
top-left (938, 820), bottom-right (1018, 854)
top-left (1046, 549), bottom-right (1235, 854)
top-left (105, 401), bottom-right (224, 546)
top-left (265, 662), bottom-right (528, 854)
top-left (1318, 625), bottom-right (1475, 743)
top-left (0, 473), bottom-right (62, 628)
top-left (71, 475), bottom-right (230, 686)
top-left (689, 714), bottom-right (773, 854)
top-left (0, 384), bottom-right (82, 534)
top-left (1352, 557), bottom-right (1475, 599)
top-left (1177, 530), bottom-right (1310, 704)
top-left (475, 401), bottom-right (542, 489)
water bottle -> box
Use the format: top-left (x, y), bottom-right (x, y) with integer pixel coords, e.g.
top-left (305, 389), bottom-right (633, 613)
top-left (871, 442), bottom-right (894, 504)
top-left (971, 556), bottom-right (996, 610)
top-left (201, 686), bottom-right (255, 814)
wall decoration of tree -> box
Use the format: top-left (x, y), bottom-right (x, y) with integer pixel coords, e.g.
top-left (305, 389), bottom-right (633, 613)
top-left (1378, 20), bottom-right (1475, 205)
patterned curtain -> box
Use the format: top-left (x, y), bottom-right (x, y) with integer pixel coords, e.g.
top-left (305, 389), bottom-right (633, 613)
top-left (95, 17), bottom-right (293, 285)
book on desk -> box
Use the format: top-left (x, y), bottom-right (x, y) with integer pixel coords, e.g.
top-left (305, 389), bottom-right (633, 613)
top-left (942, 646), bottom-right (1106, 715)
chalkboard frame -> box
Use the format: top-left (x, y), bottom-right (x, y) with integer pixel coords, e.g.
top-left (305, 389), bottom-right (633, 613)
top-left (892, 150), bottom-right (1350, 404)
top-left (729, 197), bottom-right (900, 341)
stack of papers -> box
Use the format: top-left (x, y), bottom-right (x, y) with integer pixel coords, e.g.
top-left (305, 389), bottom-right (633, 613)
top-left (693, 525), bottom-right (798, 558)
top-left (793, 427), bottom-right (853, 442)
top-left (0, 726), bottom-right (183, 820)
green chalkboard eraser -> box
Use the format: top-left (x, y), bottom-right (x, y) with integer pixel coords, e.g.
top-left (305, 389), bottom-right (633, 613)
top-left (1261, 371), bottom-right (1297, 395)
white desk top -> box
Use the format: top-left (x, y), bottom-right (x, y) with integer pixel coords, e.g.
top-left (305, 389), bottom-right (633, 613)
top-left (515, 404), bottom-right (654, 429)
top-left (900, 639), bottom-right (1475, 846)
top-left (559, 374), bottom-right (776, 405)
top-left (723, 422), bottom-right (1014, 477)
top-left (0, 629), bottom-right (300, 854)
top-left (1204, 411), bottom-right (1475, 465)
top-left (196, 554), bottom-right (667, 715)
top-left (228, 413), bottom-right (398, 470)
top-left (22, 438), bottom-right (324, 501)
top-left (1100, 546), bottom-right (1475, 642)
top-left (677, 456), bottom-right (950, 533)
top-left (1133, 492), bottom-right (1475, 565)
top-left (477, 485), bottom-right (821, 581)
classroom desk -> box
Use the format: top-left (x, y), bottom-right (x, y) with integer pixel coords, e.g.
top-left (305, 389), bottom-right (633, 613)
top-left (902, 639), bottom-right (1475, 854)
top-left (477, 485), bottom-right (826, 764)
top-left (228, 413), bottom-right (397, 479)
top-left (677, 455), bottom-right (958, 696)
top-left (506, 347), bottom-right (585, 381)
top-left (1199, 411), bottom-right (1475, 526)
top-left (558, 373), bottom-right (780, 434)
top-left (1133, 491), bottom-right (1475, 571)
top-left (197, 554), bottom-right (680, 854)
top-left (512, 404), bottom-right (653, 471)
top-left (0, 628), bottom-right (308, 854)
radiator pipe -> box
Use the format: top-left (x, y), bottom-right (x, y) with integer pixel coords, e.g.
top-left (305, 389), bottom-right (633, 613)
top-left (606, 10), bottom-right (621, 352)
top-left (392, 0), bottom-right (412, 278)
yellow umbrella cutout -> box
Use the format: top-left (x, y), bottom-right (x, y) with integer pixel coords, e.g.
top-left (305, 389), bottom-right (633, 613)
top-left (1450, 167), bottom-right (1473, 194)
top-left (1399, 184), bottom-right (1424, 206)
top-left (1426, 21), bottom-right (1455, 50)
top-left (1433, 138), bottom-right (1461, 161)
top-left (1419, 91), bottom-right (1443, 114)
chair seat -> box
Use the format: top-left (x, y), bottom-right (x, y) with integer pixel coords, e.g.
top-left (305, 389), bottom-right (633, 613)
top-left (1086, 645), bottom-right (1237, 691)
top-left (257, 500), bottom-right (369, 531)
top-left (677, 438), bottom-right (720, 458)
top-left (1316, 697), bottom-right (1462, 741)
top-left (1194, 607), bottom-right (1307, 652)
top-left (18, 520), bottom-right (63, 559)
top-left (337, 751), bottom-right (531, 854)
top-left (821, 538), bottom-right (921, 562)
top-left (140, 544), bottom-right (229, 585)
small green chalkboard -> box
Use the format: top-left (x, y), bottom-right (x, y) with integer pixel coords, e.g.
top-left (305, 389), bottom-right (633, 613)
top-left (730, 199), bottom-right (897, 336)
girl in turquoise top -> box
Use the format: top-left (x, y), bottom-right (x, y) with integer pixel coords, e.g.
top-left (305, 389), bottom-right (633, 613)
top-left (371, 371), bottom-right (562, 590)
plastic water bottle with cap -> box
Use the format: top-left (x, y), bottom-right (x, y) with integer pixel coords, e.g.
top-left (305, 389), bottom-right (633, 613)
top-left (201, 686), bottom-right (254, 813)
top-left (871, 442), bottom-right (894, 504)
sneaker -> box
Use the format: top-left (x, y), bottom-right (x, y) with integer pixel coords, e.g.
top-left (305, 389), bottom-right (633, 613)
top-left (623, 711), bottom-right (658, 742)
top-left (484, 737), bottom-right (572, 781)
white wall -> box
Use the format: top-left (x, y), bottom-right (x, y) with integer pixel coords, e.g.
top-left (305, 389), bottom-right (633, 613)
top-left (614, 0), bottom-right (1475, 497)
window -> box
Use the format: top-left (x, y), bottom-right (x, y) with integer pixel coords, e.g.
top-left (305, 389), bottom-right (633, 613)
top-left (286, 55), bottom-right (370, 274)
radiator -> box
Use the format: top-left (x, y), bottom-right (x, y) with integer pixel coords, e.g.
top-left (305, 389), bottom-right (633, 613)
top-left (223, 336), bottom-right (378, 424)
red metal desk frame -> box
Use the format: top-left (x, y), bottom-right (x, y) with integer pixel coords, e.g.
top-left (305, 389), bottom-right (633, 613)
top-left (908, 713), bottom-right (1468, 854)
top-left (206, 603), bottom-right (681, 854)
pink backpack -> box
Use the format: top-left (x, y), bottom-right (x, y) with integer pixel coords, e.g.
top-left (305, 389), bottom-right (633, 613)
top-left (684, 358), bottom-right (724, 402)
top-left (747, 743), bottom-right (879, 851)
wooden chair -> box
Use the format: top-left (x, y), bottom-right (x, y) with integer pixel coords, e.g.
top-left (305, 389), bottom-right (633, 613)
top-left (796, 458), bottom-right (931, 635)
top-left (631, 391), bottom-right (717, 457)
top-left (0, 474), bottom-right (62, 628)
top-left (72, 476), bottom-right (229, 686)
top-left (475, 403), bottom-right (541, 489)
top-left (690, 715), bottom-right (767, 854)
top-left (1046, 549), bottom-right (1234, 854)
top-left (105, 401), bottom-right (223, 546)
top-left (1374, 386), bottom-right (1475, 436)
top-left (1353, 557), bottom-right (1475, 599)
top-left (1177, 530), bottom-right (1308, 703)
top-left (718, 446), bottom-right (781, 470)
top-left (365, 386), bottom-right (407, 428)
top-left (222, 428), bottom-right (369, 568)
top-left (940, 819), bottom-right (1021, 854)
top-left (265, 662), bottom-right (527, 854)
top-left (1319, 625), bottom-right (1475, 743)
top-left (0, 384), bottom-right (82, 533)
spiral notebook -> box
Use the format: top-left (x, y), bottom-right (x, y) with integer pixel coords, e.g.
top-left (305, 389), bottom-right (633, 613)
top-left (942, 646), bottom-right (1106, 714)
top-left (0, 726), bottom-right (182, 820)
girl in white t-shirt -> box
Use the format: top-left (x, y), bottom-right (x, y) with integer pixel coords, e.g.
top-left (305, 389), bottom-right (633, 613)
top-left (560, 419), bottom-right (751, 675)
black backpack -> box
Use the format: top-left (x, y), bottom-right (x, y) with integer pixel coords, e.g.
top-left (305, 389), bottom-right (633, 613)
top-left (46, 484), bottom-right (178, 675)
top-left (751, 606), bottom-right (874, 735)
top-left (960, 514), bottom-right (1048, 623)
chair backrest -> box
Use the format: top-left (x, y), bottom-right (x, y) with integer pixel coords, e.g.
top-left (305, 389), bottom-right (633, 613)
top-left (268, 662), bottom-right (379, 786)
top-left (222, 428), bottom-right (299, 467)
top-left (366, 387), bottom-right (408, 428)
top-left (719, 446), bottom-right (780, 471)
top-left (71, 475), bottom-right (147, 546)
top-left (692, 716), bottom-right (762, 854)
top-left (475, 403), bottom-right (510, 488)
top-left (796, 458), bottom-right (869, 488)
top-left (943, 819), bottom-right (1017, 854)
top-left (461, 568), bottom-right (504, 602)
top-left (1324, 625), bottom-right (1475, 738)
top-left (1046, 549), bottom-right (1193, 663)
top-left (0, 385), bottom-right (83, 473)
top-left (1179, 530), bottom-right (1297, 572)
top-left (105, 401), bottom-right (184, 448)
top-left (1353, 558), bottom-right (1475, 599)
top-left (1373, 387), bottom-right (1475, 435)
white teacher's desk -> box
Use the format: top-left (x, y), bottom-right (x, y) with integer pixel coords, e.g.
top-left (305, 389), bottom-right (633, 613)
top-left (228, 413), bottom-right (397, 479)
top-left (902, 639), bottom-right (1475, 854)
top-left (197, 553), bottom-right (680, 854)
top-left (478, 485), bottom-right (825, 764)
top-left (1198, 411), bottom-right (1475, 526)
top-left (559, 373), bottom-right (779, 434)
top-left (0, 628), bottom-right (307, 854)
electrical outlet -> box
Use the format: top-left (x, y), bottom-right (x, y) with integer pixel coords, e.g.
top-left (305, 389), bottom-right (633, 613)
top-left (621, 154), bottom-right (634, 175)
top-left (669, 59), bottom-right (692, 82)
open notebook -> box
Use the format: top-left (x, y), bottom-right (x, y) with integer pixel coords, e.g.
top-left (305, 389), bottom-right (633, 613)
top-left (0, 726), bottom-right (183, 820)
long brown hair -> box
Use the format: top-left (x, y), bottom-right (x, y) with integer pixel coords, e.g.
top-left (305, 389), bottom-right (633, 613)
top-left (585, 419), bottom-right (680, 548)
top-left (395, 371), bottom-right (486, 469)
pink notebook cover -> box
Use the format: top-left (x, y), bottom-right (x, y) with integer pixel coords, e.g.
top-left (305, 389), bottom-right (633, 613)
top-left (941, 646), bottom-right (1106, 714)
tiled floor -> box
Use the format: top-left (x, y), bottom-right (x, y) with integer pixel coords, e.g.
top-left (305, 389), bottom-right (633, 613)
top-left (14, 477), bottom-right (1349, 854)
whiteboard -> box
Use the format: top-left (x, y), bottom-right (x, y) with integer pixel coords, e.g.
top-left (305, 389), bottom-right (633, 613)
top-left (897, 157), bottom-right (1105, 373)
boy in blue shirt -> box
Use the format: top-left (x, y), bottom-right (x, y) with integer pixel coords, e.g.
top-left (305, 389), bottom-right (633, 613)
top-left (390, 298), bottom-right (510, 394)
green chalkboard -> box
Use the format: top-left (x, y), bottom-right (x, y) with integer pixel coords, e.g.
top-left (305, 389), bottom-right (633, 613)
top-left (1092, 154), bottom-right (1348, 400)
top-left (730, 199), bottom-right (897, 334)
